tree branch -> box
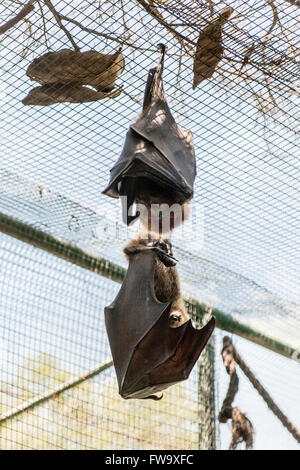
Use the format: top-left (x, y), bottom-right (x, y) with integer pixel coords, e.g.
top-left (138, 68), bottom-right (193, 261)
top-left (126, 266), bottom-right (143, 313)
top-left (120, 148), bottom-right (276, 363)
top-left (44, 0), bottom-right (80, 51)
top-left (0, 0), bottom-right (36, 35)
top-left (57, 13), bottom-right (157, 52)
top-left (233, 342), bottom-right (300, 444)
top-left (135, 0), bottom-right (195, 52)
top-left (0, 360), bottom-right (113, 425)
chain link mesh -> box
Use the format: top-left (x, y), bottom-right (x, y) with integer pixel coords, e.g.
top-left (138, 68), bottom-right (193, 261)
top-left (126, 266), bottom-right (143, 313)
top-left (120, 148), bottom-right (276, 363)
top-left (0, 0), bottom-right (299, 450)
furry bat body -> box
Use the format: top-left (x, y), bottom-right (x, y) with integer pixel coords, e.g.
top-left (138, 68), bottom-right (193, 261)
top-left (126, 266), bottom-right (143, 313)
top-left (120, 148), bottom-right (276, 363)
top-left (124, 237), bottom-right (189, 328)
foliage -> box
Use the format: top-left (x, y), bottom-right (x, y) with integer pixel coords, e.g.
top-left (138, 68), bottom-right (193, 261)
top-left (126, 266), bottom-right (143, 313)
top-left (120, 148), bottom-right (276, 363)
top-left (0, 0), bottom-right (298, 130)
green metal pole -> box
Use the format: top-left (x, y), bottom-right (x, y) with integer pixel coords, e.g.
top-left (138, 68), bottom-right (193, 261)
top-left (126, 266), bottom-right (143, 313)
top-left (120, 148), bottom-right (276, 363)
top-left (197, 337), bottom-right (216, 449)
top-left (194, 303), bottom-right (216, 450)
top-left (0, 360), bottom-right (113, 425)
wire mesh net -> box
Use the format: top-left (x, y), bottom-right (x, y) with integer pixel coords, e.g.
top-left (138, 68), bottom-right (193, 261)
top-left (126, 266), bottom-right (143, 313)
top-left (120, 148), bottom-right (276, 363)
top-left (0, 0), bottom-right (299, 450)
top-left (0, 232), bottom-right (299, 450)
top-left (0, 232), bottom-right (210, 450)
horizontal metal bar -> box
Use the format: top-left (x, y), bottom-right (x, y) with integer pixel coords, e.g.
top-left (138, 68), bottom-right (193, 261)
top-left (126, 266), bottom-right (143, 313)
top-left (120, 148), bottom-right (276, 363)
top-left (0, 360), bottom-right (113, 425)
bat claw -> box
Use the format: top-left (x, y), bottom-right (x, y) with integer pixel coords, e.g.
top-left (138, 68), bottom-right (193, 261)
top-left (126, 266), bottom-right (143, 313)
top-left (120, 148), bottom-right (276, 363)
top-left (143, 394), bottom-right (163, 401)
top-left (157, 43), bottom-right (166, 53)
top-left (147, 239), bottom-right (177, 266)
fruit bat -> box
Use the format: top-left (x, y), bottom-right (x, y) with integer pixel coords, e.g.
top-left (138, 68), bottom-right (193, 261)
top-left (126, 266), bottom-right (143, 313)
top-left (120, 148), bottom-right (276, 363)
top-left (102, 44), bottom-right (196, 225)
top-left (104, 249), bottom-right (215, 400)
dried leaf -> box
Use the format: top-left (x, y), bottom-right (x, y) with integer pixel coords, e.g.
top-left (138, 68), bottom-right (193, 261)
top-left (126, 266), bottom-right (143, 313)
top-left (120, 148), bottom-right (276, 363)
top-left (23, 47), bottom-right (125, 105)
top-left (22, 83), bottom-right (122, 106)
top-left (193, 7), bottom-right (233, 89)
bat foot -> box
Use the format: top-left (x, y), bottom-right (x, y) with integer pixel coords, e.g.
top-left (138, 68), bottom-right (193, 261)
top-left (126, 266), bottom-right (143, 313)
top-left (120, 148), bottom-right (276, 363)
top-left (154, 239), bottom-right (173, 255)
top-left (150, 240), bottom-right (177, 267)
top-left (124, 238), bottom-right (177, 266)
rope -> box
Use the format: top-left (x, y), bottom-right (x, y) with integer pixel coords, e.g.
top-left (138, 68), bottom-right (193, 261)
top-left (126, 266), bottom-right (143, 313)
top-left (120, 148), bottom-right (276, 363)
top-left (219, 336), bottom-right (253, 450)
top-left (232, 340), bottom-right (300, 444)
top-left (221, 336), bottom-right (300, 445)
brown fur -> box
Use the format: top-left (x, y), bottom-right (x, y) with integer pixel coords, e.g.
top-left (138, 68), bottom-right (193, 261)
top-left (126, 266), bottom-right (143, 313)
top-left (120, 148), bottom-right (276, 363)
top-left (124, 238), bottom-right (189, 328)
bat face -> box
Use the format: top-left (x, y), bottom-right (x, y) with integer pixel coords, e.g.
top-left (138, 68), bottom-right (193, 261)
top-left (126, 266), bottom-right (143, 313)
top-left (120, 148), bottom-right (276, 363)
top-left (103, 46), bottom-right (196, 225)
top-left (104, 250), bottom-right (215, 400)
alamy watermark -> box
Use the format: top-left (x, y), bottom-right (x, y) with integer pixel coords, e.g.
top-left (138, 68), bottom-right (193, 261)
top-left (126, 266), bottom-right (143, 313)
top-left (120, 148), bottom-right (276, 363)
top-left (94, 196), bottom-right (204, 246)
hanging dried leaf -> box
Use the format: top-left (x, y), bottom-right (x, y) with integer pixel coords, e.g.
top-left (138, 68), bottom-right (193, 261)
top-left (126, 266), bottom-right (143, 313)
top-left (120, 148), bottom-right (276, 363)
top-left (193, 7), bottom-right (233, 89)
top-left (22, 83), bottom-right (122, 106)
top-left (23, 48), bottom-right (125, 105)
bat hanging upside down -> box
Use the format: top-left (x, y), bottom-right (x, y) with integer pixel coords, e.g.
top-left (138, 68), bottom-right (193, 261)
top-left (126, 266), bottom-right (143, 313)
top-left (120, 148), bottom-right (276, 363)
top-left (102, 44), bottom-right (196, 229)
top-left (124, 237), bottom-right (190, 328)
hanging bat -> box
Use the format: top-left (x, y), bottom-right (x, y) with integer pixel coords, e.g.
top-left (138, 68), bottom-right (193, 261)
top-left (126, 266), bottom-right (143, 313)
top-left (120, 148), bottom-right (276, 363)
top-left (102, 44), bottom-right (196, 227)
top-left (104, 245), bottom-right (215, 400)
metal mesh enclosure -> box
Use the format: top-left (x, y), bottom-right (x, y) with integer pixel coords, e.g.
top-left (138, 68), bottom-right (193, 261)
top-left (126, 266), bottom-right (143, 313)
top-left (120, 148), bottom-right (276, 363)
top-left (0, 0), bottom-right (299, 450)
top-left (0, 232), bottom-right (211, 450)
top-left (0, 232), bottom-right (299, 450)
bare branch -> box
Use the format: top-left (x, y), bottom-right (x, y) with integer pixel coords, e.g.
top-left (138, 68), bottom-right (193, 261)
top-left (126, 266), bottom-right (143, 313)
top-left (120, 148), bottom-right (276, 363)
top-left (44, 0), bottom-right (80, 51)
top-left (280, 0), bottom-right (300, 6)
top-left (135, 0), bottom-right (195, 52)
top-left (205, 0), bottom-right (214, 18)
top-left (0, 0), bottom-right (36, 35)
top-left (261, 0), bottom-right (279, 68)
top-left (57, 13), bottom-right (157, 52)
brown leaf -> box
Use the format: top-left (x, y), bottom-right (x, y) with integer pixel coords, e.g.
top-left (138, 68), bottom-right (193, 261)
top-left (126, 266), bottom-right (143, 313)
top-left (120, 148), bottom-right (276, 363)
top-left (22, 83), bottom-right (122, 106)
top-left (25, 48), bottom-right (125, 93)
top-left (193, 7), bottom-right (233, 89)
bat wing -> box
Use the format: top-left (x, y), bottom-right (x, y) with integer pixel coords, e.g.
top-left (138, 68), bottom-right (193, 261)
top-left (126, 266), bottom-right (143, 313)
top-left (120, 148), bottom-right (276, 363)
top-left (102, 130), bottom-right (187, 199)
top-left (105, 250), bottom-right (215, 399)
top-left (104, 250), bottom-right (170, 394)
top-left (122, 307), bottom-right (215, 399)
top-left (130, 46), bottom-right (196, 197)
top-left (102, 45), bottom-right (196, 209)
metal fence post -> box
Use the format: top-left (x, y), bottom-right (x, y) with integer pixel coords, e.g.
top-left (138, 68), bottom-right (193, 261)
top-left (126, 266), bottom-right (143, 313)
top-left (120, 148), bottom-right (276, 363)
top-left (198, 334), bottom-right (216, 450)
